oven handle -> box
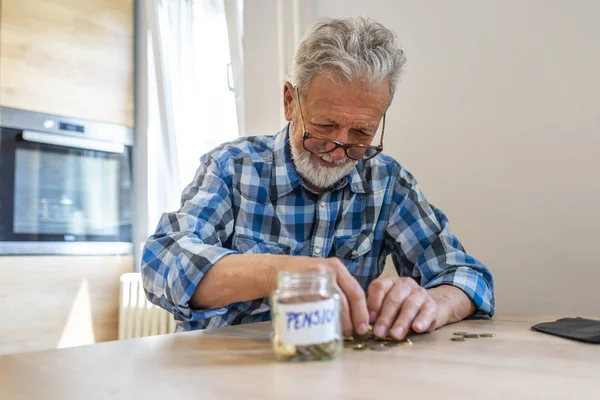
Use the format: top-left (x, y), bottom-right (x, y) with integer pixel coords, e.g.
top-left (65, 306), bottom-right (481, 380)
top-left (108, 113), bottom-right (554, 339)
top-left (22, 130), bottom-right (125, 153)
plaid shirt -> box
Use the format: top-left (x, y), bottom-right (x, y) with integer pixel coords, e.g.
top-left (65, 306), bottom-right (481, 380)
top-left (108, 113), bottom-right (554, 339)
top-left (141, 126), bottom-right (495, 332)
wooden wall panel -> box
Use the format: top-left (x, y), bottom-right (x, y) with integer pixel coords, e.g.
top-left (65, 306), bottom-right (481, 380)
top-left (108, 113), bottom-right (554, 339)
top-left (0, 0), bottom-right (134, 127)
top-left (0, 255), bottom-right (133, 355)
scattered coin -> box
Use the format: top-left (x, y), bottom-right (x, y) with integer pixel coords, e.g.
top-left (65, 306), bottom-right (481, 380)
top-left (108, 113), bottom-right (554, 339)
top-left (345, 328), bottom-right (414, 351)
top-left (451, 337), bottom-right (467, 342)
top-left (463, 334), bottom-right (482, 339)
top-left (370, 344), bottom-right (391, 351)
top-left (355, 332), bottom-right (373, 342)
top-left (385, 339), bottom-right (412, 346)
top-left (346, 343), bottom-right (364, 348)
top-left (453, 332), bottom-right (471, 336)
top-left (480, 333), bottom-right (496, 338)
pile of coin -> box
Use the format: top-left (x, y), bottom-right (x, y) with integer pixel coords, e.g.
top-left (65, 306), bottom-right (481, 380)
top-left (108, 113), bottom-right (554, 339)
top-left (343, 325), bottom-right (413, 352)
top-left (451, 331), bottom-right (496, 342)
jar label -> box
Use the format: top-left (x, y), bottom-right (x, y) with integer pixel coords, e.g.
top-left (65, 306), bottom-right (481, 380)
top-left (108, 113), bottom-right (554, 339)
top-left (275, 298), bottom-right (338, 345)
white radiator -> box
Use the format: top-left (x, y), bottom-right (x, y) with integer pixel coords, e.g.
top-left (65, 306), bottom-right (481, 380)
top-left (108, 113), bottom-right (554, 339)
top-left (118, 272), bottom-right (176, 340)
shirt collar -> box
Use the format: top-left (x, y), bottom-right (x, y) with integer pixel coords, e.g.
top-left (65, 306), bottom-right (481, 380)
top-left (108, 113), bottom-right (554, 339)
top-left (270, 125), bottom-right (373, 200)
top-left (347, 162), bottom-right (373, 194)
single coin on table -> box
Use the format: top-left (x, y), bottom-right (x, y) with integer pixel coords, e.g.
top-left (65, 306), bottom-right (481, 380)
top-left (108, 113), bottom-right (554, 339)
top-left (370, 344), bottom-right (391, 351)
top-left (463, 334), bottom-right (482, 339)
top-left (386, 338), bottom-right (413, 346)
top-left (451, 337), bottom-right (467, 342)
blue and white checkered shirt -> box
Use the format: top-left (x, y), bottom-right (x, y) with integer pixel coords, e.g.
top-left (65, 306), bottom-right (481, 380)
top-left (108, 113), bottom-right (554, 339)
top-left (141, 125), bottom-right (495, 332)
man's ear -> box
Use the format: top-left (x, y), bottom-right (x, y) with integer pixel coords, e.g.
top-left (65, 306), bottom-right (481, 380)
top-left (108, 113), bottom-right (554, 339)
top-left (283, 82), bottom-right (295, 122)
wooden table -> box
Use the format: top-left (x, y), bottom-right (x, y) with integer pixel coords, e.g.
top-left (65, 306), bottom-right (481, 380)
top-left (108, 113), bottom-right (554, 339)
top-left (1, 314), bottom-right (599, 399)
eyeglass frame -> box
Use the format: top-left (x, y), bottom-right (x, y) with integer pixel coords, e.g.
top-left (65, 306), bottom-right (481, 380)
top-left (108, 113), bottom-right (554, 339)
top-left (294, 87), bottom-right (386, 161)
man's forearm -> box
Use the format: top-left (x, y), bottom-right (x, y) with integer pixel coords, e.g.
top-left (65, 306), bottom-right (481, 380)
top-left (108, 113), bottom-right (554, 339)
top-left (190, 254), bottom-right (277, 309)
top-left (428, 284), bottom-right (476, 325)
top-left (190, 254), bottom-right (332, 309)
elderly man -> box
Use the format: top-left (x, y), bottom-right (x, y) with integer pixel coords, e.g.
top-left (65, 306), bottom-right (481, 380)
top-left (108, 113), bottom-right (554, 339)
top-left (141, 17), bottom-right (494, 340)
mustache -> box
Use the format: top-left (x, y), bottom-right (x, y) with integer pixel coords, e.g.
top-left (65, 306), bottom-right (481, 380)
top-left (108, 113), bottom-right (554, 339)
top-left (317, 153), bottom-right (353, 166)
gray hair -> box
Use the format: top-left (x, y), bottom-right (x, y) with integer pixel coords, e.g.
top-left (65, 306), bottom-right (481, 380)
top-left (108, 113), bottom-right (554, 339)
top-left (292, 17), bottom-right (406, 105)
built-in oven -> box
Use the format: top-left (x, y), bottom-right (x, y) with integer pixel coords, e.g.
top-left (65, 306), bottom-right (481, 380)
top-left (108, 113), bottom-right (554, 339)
top-left (0, 107), bottom-right (133, 255)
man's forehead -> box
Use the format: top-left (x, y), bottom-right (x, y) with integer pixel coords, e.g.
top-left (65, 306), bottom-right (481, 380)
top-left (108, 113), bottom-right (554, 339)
top-left (310, 114), bottom-right (380, 130)
top-left (302, 75), bottom-right (389, 112)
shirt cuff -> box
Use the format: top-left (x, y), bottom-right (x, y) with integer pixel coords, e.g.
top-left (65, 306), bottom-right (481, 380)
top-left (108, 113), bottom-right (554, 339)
top-left (423, 266), bottom-right (495, 318)
top-left (167, 246), bottom-right (239, 323)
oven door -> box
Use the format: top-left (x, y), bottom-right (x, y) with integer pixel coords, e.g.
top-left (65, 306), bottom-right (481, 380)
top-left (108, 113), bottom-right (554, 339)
top-left (0, 127), bottom-right (133, 255)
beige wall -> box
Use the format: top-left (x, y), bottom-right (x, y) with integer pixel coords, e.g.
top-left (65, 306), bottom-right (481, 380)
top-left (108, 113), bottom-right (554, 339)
top-left (244, 0), bottom-right (600, 316)
top-left (313, 0), bottom-right (600, 316)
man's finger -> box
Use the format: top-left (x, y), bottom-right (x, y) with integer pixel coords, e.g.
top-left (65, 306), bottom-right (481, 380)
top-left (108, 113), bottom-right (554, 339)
top-left (374, 280), bottom-right (412, 338)
top-left (329, 258), bottom-right (369, 335)
top-left (390, 289), bottom-right (428, 339)
top-left (367, 276), bottom-right (395, 323)
top-left (410, 299), bottom-right (438, 333)
top-left (333, 280), bottom-right (353, 336)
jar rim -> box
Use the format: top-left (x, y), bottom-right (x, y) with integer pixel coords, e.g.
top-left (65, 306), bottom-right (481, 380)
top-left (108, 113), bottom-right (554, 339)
top-left (276, 269), bottom-right (333, 280)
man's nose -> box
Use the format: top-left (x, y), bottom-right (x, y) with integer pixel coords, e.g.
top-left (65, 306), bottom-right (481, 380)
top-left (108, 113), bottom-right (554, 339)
top-left (328, 147), bottom-right (347, 161)
top-left (328, 129), bottom-right (351, 161)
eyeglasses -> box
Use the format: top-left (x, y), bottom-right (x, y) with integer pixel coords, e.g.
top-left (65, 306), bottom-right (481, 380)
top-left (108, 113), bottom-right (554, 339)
top-left (295, 88), bottom-right (385, 161)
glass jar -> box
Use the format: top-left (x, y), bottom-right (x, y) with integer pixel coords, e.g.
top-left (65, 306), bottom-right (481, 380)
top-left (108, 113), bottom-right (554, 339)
top-left (270, 270), bottom-right (343, 362)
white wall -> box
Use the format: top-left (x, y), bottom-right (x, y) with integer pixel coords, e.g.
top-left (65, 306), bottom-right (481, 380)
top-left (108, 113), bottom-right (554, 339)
top-left (244, 0), bottom-right (600, 316)
top-left (243, 0), bottom-right (314, 135)
top-left (243, 0), bottom-right (281, 135)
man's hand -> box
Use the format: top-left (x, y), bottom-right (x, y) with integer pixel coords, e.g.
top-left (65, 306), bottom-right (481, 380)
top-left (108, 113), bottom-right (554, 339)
top-left (268, 256), bottom-right (370, 336)
top-left (367, 276), bottom-right (450, 340)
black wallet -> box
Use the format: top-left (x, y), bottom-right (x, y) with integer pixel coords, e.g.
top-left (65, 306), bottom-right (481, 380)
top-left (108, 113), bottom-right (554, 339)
top-left (531, 317), bottom-right (600, 344)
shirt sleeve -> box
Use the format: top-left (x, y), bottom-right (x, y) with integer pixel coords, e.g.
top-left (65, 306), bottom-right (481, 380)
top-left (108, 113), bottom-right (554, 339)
top-left (140, 154), bottom-right (238, 322)
top-left (385, 170), bottom-right (495, 318)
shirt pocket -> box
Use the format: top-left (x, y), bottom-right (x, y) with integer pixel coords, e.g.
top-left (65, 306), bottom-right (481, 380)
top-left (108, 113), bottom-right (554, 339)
top-left (332, 231), bottom-right (373, 273)
top-left (233, 233), bottom-right (291, 255)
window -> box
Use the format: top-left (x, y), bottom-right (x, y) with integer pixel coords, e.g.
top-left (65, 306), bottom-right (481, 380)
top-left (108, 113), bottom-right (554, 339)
top-left (175, 0), bottom-right (241, 190)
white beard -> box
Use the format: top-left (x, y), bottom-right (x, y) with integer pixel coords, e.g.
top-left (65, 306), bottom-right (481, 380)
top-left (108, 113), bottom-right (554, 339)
top-left (289, 133), bottom-right (357, 190)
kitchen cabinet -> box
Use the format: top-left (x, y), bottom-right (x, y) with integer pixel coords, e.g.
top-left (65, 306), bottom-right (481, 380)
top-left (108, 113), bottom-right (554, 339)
top-left (0, 0), bottom-right (134, 127)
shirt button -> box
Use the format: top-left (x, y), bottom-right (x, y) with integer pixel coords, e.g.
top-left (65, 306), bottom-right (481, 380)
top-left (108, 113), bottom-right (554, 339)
top-left (314, 248), bottom-right (321, 255)
top-left (351, 249), bottom-right (358, 256)
top-left (319, 201), bottom-right (326, 208)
